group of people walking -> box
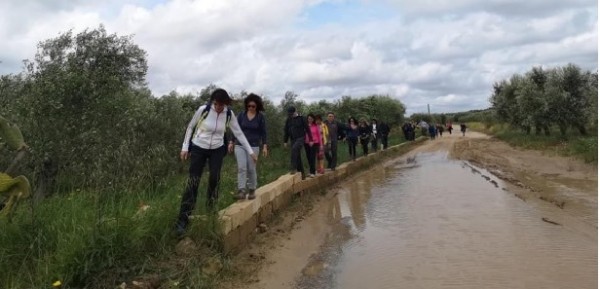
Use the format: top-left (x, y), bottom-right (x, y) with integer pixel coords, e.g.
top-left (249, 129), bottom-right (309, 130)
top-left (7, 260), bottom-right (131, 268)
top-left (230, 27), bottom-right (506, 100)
top-left (284, 108), bottom-right (390, 178)
top-left (174, 88), bottom-right (394, 236)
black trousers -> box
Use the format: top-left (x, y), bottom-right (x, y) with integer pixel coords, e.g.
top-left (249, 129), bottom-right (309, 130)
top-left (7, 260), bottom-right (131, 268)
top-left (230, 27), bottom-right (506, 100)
top-left (177, 145), bottom-right (226, 228)
top-left (360, 138), bottom-right (370, 156)
top-left (325, 140), bottom-right (338, 169)
top-left (304, 143), bottom-right (318, 174)
top-left (290, 137), bottom-right (305, 175)
top-left (381, 134), bottom-right (389, 149)
top-left (347, 137), bottom-right (358, 160)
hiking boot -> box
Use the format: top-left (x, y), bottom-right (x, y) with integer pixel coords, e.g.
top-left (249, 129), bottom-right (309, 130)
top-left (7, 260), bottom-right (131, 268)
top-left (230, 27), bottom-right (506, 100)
top-left (247, 189), bottom-right (256, 200)
top-left (235, 189), bottom-right (246, 200)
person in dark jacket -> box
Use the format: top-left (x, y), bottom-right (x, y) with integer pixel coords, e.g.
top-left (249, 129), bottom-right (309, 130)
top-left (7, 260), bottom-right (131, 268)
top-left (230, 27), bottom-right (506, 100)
top-left (428, 124), bottom-right (437, 140)
top-left (460, 123), bottom-right (467, 136)
top-left (345, 117), bottom-right (359, 161)
top-left (324, 112), bottom-right (345, 170)
top-left (284, 106), bottom-right (312, 177)
top-left (379, 121), bottom-right (391, 149)
top-left (358, 118), bottom-right (372, 156)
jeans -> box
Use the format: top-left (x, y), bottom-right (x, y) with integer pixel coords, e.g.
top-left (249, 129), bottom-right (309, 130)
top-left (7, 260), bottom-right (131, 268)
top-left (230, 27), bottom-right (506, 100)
top-left (235, 145), bottom-right (259, 190)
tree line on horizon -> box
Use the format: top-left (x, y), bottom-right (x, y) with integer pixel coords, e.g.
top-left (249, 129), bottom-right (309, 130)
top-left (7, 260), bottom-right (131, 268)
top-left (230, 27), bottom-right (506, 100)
top-left (0, 26), bottom-right (406, 200)
top-left (409, 64), bottom-right (597, 136)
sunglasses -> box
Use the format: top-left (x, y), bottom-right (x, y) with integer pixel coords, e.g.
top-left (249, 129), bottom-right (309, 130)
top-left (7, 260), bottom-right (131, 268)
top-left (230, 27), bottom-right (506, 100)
top-left (247, 104), bottom-right (256, 108)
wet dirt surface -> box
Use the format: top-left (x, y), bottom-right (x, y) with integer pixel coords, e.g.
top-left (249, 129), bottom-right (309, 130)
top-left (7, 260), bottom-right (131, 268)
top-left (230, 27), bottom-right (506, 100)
top-left (221, 132), bottom-right (597, 289)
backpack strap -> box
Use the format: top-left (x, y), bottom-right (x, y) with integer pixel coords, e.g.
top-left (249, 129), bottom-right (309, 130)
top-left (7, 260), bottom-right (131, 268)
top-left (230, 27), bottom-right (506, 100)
top-left (192, 104), bottom-right (212, 137)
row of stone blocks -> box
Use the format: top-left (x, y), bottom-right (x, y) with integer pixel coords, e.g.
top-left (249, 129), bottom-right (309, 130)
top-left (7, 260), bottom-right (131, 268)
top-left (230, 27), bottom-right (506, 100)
top-left (219, 138), bottom-right (424, 253)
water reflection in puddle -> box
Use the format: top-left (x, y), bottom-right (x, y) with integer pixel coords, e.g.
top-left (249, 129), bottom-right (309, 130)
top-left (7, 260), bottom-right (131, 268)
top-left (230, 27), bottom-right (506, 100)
top-left (297, 152), bottom-right (597, 289)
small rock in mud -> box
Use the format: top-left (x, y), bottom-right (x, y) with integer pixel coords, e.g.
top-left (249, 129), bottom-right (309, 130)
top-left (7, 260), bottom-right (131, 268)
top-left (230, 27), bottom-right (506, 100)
top-left (202, 257), bottom-right (223, 276)
top-left (175, 237), bottom-right (197, 256)
top-left (258, 223), bottom-right (268, 233)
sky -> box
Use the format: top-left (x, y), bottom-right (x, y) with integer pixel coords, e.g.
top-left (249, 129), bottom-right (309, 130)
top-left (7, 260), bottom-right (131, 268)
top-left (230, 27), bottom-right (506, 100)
top-left (0, 0), bottom-right (597, 115)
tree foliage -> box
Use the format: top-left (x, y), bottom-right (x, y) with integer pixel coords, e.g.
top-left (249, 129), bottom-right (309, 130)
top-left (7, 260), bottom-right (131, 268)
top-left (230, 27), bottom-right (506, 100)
top-left (0, 26), bottom-right (407, 197)
top-left (489, 64), bottom-right (597, 136)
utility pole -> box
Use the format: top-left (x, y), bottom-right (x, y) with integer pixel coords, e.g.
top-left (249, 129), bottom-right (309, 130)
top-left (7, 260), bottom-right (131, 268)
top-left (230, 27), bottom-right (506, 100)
top-left (427, 104), bottom-right (430, 115)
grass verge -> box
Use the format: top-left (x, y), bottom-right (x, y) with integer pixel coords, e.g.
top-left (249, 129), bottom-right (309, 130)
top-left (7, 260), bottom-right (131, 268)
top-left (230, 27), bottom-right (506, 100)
top-left (467, 122), bottom-right (597, 164)
top-left (1, 133), bottom-right (409, 288)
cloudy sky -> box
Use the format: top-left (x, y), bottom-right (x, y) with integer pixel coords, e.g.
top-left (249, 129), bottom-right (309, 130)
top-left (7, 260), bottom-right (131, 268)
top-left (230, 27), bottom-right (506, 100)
top-left (0, 0), bottom-right (597, 114)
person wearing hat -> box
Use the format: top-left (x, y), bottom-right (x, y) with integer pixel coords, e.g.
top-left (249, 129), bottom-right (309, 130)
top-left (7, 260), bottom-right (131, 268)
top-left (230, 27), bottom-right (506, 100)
top-left (283, 106), bottom-right (312, 177)
top-left (176, 88), bottom-right (257, 236)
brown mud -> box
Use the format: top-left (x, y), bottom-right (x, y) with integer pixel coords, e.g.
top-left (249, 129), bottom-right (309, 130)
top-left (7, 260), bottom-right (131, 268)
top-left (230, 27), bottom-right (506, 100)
top-left (218, 132), bottom-right (597, 289)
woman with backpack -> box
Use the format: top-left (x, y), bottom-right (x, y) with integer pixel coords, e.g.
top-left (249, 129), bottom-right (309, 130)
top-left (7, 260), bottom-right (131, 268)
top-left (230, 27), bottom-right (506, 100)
top-left (176, 88), bottom-right (257, 236)
top-left (233, 93), bottom-right (269, 201)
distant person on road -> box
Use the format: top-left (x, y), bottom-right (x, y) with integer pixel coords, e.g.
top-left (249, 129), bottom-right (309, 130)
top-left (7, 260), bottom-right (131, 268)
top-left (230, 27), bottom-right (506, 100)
top-left (315, 115), bottom-right (328, 174)
top-left (447, 122), bottom-right (453, 135)
top-left (379, 120), bottom-right (391, 149)
top-left (284, 106), bottom-right (312, 178)
top-left (428, 123), bottom-right (437, 139)
top-left (304, 113), bottom-right (321, 178)
top-left (370, 118), bottom-right (379, 152)
top-left (176, 88), bottom-right (257, 236)
top-left (437, 124), bottom-right (444, 137)
top-left (358, 118), bottom-right (372, 156)
top-left (324, 112), bottom-right (345, 171)
top-left (460, 123), bottom-right (467, 136)
top-left (345, 117), bottom-right (359, 161)
top-left (233, 93), bottom-right (268, 201)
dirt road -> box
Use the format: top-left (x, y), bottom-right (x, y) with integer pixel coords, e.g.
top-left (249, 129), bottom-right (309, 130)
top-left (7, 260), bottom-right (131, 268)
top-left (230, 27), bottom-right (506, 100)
top-left (219, 132), bottom-right (597, 289)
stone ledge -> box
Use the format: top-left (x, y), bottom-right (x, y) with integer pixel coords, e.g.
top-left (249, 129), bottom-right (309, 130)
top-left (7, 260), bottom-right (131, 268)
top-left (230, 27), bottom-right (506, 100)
top-left (221, 138), bottom-right (424, 253)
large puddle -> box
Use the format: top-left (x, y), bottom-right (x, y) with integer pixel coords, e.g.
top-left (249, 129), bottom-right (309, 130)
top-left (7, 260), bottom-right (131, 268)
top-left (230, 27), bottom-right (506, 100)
top-left (295, 152), bottom-right (597, 289)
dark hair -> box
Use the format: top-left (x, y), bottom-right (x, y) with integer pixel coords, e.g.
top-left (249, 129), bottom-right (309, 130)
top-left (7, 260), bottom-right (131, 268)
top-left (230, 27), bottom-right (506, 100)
top-left (307, 113), bottom-right (316, 123)
top-left (348, 116), bottom-right (357, 124)
top-left (211, 88), bottom-right (232, 105)
top-left (327, 112), bottom-right (335, 116)
top-left (244, 93), bottom-right (265, 112)
top-left (315, 114), bottom-right (323, 122)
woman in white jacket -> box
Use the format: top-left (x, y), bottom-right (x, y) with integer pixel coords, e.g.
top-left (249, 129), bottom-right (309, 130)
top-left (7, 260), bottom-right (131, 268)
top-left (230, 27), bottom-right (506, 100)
top-left (176, 88), bottom-right (257, 236)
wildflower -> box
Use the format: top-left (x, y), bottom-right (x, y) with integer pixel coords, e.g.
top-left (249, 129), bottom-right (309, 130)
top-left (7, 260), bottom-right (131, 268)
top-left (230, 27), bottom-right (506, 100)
top-left (52, 280), bottom-right (62, 287)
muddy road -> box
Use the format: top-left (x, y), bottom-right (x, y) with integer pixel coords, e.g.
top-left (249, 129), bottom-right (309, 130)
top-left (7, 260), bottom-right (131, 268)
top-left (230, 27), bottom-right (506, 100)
top-left (221, 132), bottom-right (597, 289)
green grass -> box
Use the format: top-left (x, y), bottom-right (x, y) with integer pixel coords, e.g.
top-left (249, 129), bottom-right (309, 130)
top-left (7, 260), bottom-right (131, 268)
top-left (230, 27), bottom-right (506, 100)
top-left (468, 122), bottom-right (598, 164)
top-left (0, 132), bottom-right (409, 288)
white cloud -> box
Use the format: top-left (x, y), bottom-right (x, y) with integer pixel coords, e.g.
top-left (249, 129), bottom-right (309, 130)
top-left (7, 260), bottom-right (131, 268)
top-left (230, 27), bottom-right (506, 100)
top-left (0, 0), bottom-right (596, 115)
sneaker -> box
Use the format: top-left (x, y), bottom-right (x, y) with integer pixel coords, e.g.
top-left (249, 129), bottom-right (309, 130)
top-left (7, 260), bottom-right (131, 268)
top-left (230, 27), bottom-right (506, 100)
top-left (308, 174), bottom-right (316, 178)
top-left (235, 189), bottom-right (246, 200)
top-left (247, 189), bottom-right (256, 200)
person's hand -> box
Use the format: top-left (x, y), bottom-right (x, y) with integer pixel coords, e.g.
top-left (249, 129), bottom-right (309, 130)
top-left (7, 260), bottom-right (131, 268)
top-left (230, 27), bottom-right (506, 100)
top-left (180, 150), bottom-right (189, 161)
top-left (228, 143), bottom-right (234, 153)
top-left (250, 153), bottom-right (258, 163)
top-left (262, 145), bottom-right (268, 157)
top-left (283, 142), bottom-right (288, 149)
top-left (309, 141), bottom-right (314, 147)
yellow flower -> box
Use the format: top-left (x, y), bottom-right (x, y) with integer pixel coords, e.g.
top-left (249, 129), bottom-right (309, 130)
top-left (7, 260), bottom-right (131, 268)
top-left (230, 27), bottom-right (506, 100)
top-left (52, 280), bottom-right (62, 287)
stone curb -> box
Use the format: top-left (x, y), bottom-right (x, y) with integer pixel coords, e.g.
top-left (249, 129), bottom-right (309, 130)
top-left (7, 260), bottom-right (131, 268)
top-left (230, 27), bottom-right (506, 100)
top-left (219, 137), bottom-right (426, 252)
